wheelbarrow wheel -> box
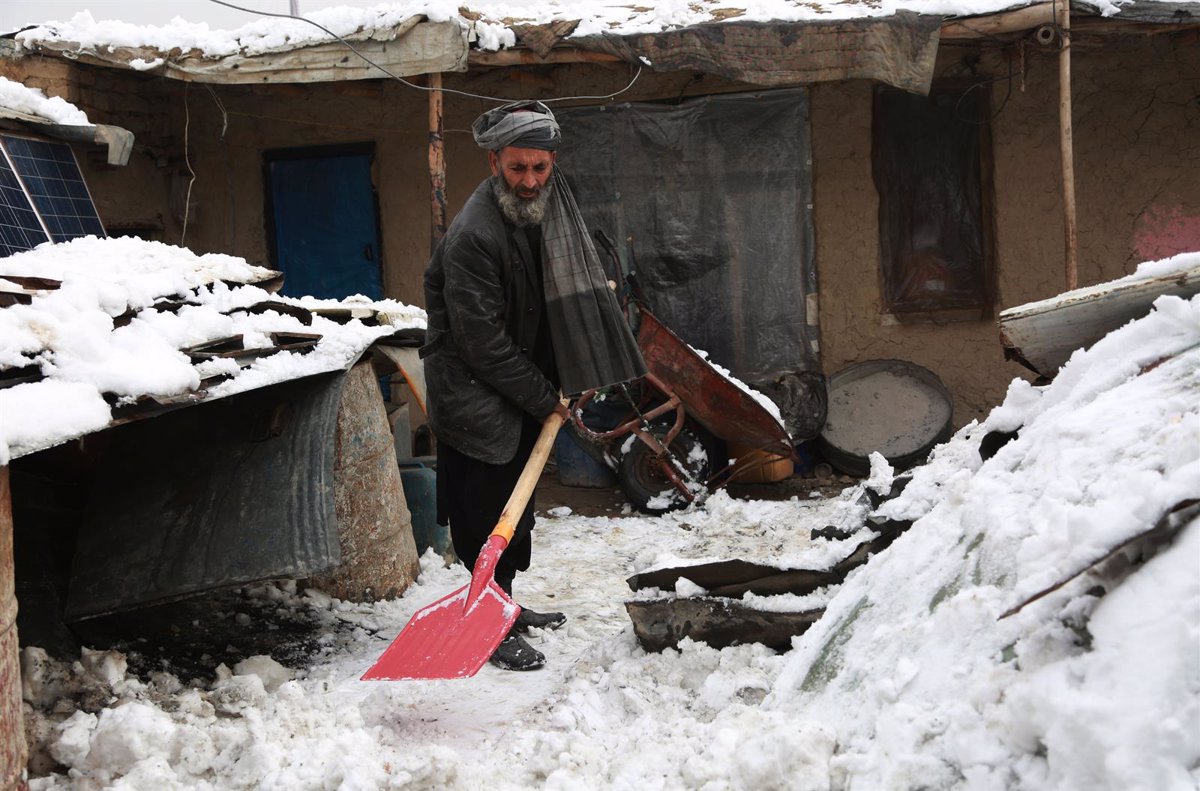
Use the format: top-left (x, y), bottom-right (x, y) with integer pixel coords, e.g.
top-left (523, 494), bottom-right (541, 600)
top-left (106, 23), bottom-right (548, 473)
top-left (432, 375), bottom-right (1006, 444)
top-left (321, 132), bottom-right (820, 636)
top-left (618, 423), bottom-right (720, 515)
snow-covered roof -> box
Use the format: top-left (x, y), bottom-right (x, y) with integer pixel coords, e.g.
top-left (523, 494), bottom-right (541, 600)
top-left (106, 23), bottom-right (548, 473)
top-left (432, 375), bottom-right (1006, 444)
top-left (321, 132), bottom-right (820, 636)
top-left (5, 0), bottom-right (1192, 92)
top-left (0, 236), bottom-right (426, 464)
top-left (1, 0), bottom-right (1152, 58)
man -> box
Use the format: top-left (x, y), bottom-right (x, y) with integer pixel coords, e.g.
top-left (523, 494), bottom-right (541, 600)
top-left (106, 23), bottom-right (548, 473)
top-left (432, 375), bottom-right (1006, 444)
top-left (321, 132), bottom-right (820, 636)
top-left (422, 102), bottom-right (573, 671)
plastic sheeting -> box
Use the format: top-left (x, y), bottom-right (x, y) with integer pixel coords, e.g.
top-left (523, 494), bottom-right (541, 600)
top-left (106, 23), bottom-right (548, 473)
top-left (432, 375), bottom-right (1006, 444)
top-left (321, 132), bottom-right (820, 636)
top-left (556, 88), bottom-right (818, 383)
top-left (872, 85), bottom-right (992, 317)
top-left (573, 13), bottom-right (942, 95)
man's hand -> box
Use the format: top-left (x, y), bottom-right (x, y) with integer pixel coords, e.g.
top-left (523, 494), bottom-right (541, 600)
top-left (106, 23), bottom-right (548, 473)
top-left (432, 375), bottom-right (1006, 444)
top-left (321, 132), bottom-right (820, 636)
top-left (551, 401), bottom-right (571, 423)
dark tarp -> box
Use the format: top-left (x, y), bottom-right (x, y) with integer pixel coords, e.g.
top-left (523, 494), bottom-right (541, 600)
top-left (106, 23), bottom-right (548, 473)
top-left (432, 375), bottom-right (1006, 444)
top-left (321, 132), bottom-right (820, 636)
top-left (569, 13), bottom-right (942, 95)
top-left (556, 88), bottom-right (818, 384)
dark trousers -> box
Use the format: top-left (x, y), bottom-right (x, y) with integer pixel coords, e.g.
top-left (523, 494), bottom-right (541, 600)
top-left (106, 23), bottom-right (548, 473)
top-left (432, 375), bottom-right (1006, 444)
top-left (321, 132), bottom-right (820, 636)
top-left (436, 417), bottom-right (540, 596)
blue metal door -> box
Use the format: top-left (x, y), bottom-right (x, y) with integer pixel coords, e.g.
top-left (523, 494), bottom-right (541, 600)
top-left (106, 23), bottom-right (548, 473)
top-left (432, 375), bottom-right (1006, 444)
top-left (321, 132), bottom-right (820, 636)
top-left (267, 150), bottom-right (383, 300)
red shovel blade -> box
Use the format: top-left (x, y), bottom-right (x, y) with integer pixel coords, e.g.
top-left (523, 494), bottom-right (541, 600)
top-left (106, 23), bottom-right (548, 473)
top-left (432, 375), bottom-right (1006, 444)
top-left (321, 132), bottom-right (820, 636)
top-left (362, 537), bottom-right (520, 680)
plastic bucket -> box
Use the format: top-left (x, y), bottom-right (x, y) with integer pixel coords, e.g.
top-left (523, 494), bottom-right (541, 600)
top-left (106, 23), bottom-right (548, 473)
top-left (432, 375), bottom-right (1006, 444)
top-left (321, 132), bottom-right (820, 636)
top-left (555, 428), bottom-right (618, 489)
top-left (398, 459), bottom-right (455, 562)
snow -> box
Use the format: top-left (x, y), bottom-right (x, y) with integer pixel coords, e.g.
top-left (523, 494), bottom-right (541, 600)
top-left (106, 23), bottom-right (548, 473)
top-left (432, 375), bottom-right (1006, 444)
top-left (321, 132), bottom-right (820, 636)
top-left (1118, 249), bottom-right (1200, 284)
top-left (0, 236), bottom-right (425, 463)
top-left (15, 255), bottom-right (1200, 790)
top-left (0, 75), bottom-right (89, 125)
top-left (10, 0), bottom-right (1142, 60)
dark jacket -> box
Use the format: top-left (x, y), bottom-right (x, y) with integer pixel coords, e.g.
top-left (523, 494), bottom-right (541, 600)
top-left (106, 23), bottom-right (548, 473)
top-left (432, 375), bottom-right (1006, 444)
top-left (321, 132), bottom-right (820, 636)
top-left (422, 178), bottom-right (559, 464)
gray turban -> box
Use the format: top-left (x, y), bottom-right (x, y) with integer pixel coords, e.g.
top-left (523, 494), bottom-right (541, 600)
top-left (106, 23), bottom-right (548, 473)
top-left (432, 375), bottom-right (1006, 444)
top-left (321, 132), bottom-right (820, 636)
top-left (472, 100), bottom-right (561, 151)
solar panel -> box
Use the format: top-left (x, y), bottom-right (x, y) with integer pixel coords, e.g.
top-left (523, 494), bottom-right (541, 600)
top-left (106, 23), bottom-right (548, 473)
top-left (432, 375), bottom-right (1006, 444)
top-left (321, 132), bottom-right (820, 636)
top-left (0, 151), bottom-right (49, 257)
top-left (1, 135), bottom-right (105, 243)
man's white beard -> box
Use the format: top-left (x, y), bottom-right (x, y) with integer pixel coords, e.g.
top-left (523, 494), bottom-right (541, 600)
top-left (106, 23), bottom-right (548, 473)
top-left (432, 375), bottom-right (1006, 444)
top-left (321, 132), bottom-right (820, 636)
top-left (496, 178), bottom-right (553, 227)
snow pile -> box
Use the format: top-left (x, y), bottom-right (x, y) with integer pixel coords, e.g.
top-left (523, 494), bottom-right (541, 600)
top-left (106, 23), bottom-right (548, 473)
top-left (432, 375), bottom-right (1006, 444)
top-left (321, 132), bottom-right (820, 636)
top-left (0, 75), bottom-right (89, 125)
top-left (17, 268), bottom-right (1199, 790)
top-left (0, 236), bottom-right (425, 463)
top-left (769, 291), bottom-right (1200, 789)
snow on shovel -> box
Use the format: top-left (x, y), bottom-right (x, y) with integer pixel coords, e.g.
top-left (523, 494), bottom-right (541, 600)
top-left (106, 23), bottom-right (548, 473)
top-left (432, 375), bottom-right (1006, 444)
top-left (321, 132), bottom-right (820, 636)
top-left (362, 408), bottom-right (566, 680)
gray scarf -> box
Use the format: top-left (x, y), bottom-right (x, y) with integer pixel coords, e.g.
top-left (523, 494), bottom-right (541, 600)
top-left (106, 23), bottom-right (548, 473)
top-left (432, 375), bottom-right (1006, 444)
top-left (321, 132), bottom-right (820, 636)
top-left (540, 169), bottom-right (646, 395)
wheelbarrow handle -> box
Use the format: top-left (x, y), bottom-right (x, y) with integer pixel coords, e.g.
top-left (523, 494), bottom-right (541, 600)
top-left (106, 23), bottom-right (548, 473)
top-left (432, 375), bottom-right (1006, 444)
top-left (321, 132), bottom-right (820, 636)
top-left (489, 401), bottom-right (568, 545)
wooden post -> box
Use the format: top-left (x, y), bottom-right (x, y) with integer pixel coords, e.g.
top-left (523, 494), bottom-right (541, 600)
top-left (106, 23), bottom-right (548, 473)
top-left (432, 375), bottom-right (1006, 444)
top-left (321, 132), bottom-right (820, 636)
top-left (1058, 0), bottom-right (1078, 291)
top-left (428, 73), bottom-right (447, 251)
top-left (0, 466), bottom-right (27, 791)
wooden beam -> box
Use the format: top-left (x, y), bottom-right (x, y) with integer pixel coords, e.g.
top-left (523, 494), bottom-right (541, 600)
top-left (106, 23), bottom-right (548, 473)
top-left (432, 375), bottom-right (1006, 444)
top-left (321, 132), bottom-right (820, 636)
top-left (1059, 0), bottom-right (1078, 291)
top-left (428, 73), bottom-right (447, 249)
top-left (23, 20), bottom-right (468, 85)
top-left (469, 48), bottom-right (623, 67)
top-left (940, 3), bottom-right (1057, 39)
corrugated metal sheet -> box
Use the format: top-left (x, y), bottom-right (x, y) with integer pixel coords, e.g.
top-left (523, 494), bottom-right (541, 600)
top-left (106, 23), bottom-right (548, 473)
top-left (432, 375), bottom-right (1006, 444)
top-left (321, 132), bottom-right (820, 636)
top-left (64, 372), bottom-right (347, 620)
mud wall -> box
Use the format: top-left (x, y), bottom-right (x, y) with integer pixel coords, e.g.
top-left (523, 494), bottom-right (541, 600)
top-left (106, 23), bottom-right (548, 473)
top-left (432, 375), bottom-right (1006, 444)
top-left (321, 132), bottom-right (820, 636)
top-left (5, 30), bottom-right (1196, 423)
top-left (812, 31), bottom-right (1200, 423)
top-left (1, 55), bottom-right (181, 242)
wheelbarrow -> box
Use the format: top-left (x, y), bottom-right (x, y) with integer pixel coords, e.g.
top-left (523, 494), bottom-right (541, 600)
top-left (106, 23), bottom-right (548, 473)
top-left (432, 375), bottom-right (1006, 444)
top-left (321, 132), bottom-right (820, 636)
top-left (569, 301), bottom-right (800, 514)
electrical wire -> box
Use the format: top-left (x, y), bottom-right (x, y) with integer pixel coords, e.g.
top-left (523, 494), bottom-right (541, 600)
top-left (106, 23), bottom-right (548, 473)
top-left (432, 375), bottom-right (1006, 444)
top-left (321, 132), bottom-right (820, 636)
top-left (954, 55), bottom-right (1015, 125)
top-left (207, 0), bottom-right (642, 105)
top-left (204, 83), bottom-right (228, 139)
top-left (181, 83), bottom-right (196, 244)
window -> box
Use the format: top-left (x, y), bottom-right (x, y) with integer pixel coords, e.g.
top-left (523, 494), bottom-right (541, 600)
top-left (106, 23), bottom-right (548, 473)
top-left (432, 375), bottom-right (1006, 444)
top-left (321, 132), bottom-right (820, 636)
top-left (872, 84), bottom-right (995, 320)
top-left (0, 134), bottom-right (105, 257)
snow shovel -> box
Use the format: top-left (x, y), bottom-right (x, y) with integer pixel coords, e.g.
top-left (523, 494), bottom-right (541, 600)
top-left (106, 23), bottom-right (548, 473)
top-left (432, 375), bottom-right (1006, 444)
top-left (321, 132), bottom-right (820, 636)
top-left (362, 407), bottom-right (567, 680)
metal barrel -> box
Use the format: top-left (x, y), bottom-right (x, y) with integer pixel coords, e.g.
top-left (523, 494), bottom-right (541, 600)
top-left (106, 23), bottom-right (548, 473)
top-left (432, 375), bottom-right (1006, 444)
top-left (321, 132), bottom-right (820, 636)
top-left (0, 467), bottom-right (28, 791)
top-left (312, 359), bottom-right (421, 601)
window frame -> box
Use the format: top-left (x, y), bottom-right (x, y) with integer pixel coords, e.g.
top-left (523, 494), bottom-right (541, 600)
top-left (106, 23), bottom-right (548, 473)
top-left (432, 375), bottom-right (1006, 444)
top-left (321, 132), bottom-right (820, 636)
top-left (871, 81), bottom-right (998, 323)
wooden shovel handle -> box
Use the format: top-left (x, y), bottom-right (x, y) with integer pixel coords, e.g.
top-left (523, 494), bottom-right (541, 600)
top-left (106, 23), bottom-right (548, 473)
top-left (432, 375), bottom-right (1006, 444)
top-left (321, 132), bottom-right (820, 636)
top-left (491, 403), bottom-right (568, 545)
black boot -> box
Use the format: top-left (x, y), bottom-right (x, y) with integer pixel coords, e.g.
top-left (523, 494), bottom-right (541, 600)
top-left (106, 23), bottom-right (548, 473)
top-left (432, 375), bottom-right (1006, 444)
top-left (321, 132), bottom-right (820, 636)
top-left (515, 607), bottom-right (567, 633)
top-left (489, 629), bottom-right (545, 671)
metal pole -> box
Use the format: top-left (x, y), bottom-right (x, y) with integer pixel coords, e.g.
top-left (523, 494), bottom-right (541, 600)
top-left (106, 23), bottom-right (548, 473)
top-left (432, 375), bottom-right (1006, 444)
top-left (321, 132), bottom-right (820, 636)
top-left (289, 0), bottom-right (301, 16)
top-left (428, 73), bottom-right (448, 249)
top-left (1058, 0), bottom-right (1078, 291)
